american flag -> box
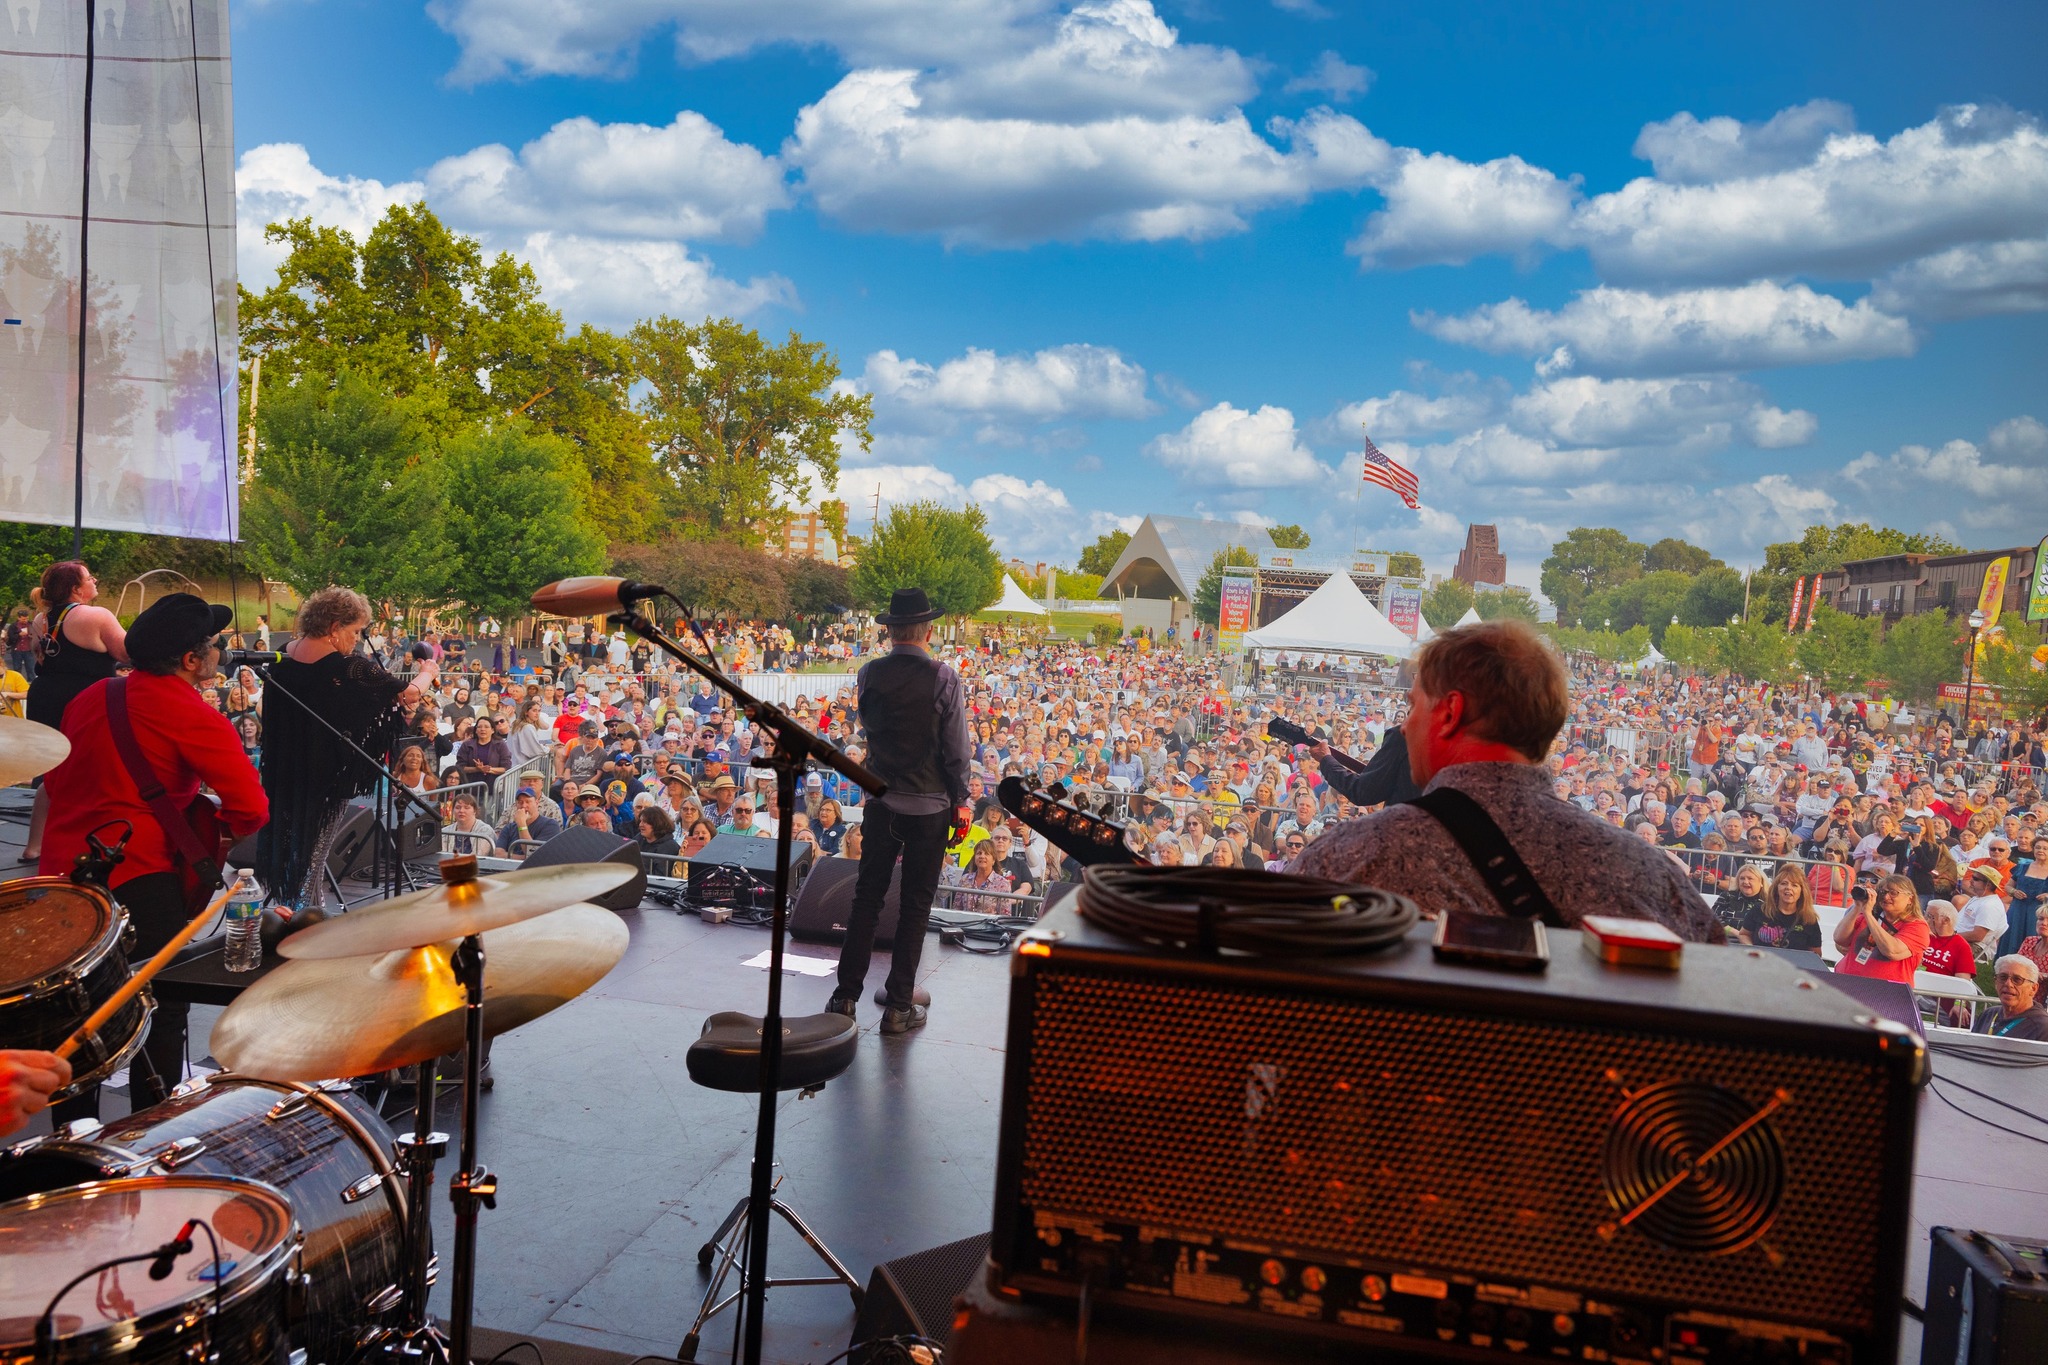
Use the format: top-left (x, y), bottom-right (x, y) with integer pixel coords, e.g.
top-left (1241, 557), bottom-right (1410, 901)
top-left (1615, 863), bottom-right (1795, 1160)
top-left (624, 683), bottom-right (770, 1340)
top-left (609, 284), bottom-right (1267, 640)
top-left (1360, 434), bottom-right (1420, 509)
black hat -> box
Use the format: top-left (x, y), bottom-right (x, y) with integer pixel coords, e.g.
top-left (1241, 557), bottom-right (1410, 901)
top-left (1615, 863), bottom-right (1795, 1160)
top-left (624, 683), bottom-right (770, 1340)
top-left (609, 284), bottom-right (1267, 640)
top-left (126, 593), bottom-right (234, 670)
top-left (875, 587), bottom-right (942, 625)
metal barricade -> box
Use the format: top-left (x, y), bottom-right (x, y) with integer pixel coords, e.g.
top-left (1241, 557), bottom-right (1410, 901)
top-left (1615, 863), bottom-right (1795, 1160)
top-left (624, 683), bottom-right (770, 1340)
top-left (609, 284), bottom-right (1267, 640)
top-left (933, 881), bottom-right (1046, 919)
top-left (1668, 846), bottom-right (1860, 908)
top-left (490, 753), bottom-right (554, 824)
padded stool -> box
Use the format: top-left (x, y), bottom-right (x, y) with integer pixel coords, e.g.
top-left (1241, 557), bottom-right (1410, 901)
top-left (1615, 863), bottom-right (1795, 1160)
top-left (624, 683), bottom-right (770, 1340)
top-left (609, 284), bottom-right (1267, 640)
top-left (678, 1010), bottom-right (864, 1361)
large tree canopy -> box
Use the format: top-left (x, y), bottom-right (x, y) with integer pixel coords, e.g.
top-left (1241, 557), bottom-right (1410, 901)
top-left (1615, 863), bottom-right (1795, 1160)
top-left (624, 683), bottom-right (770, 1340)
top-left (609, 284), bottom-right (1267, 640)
top-left (850, 502), bottom-right (1002, 618)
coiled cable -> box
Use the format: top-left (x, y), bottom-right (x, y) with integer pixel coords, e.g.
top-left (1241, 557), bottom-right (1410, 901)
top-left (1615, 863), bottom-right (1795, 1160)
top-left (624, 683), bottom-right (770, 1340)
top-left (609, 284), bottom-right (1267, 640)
top-left (1078, 866), bottom-right (1417, 956)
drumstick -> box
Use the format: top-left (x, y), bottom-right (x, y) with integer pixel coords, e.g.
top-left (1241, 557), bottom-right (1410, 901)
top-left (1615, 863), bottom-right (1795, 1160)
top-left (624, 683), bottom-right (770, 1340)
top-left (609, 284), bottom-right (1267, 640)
top-left (57, 875), bottom-right (246, 1062)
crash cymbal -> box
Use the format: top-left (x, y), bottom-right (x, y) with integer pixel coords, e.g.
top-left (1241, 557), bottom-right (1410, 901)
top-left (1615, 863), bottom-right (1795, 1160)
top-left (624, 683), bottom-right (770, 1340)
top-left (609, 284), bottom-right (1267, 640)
top-left (210, 902), bottom-right (629, 1081)
top-left (278, 859), bottom-right (635, 960)
top-left (0, 715), bottom-right (70, 787)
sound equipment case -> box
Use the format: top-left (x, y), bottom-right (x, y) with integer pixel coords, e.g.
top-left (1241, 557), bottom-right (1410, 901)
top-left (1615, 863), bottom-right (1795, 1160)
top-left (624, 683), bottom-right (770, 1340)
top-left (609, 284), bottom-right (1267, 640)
top-left (1920, 1228), bottom-right (2048, 1365)
top-left (989, 903), bottom-right (1924, 1365)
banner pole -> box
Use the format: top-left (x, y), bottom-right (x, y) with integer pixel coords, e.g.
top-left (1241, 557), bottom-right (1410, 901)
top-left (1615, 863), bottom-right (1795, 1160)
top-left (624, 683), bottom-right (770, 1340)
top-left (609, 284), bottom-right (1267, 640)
top-left (72, 0), bottom-right (98, 557)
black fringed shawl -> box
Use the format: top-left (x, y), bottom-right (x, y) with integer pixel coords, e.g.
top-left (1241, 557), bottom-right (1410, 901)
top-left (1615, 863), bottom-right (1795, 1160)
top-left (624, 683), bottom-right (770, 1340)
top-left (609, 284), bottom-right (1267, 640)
top-left (255, 651), bottom-right (410, 907)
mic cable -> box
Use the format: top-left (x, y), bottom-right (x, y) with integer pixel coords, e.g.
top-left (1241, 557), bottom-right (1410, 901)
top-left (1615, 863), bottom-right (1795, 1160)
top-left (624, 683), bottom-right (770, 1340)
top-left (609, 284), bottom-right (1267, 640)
top-left (1078, 866), bottom-right (1417, 957)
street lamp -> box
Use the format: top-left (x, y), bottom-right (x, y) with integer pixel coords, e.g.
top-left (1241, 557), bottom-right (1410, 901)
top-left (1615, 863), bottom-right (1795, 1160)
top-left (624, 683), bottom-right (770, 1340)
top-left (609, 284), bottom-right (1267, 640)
top-left (1961, 608), bottom-right (1987, 739)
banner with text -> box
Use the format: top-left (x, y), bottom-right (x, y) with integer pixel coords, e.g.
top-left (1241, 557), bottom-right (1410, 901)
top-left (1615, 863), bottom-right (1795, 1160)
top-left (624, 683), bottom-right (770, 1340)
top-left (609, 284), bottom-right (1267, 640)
top-left (1386, 581), bottom-right (1423, 640)
top-left (1217, 569), bottom-right (1257, 654)
top-left (1977, 556), bottom-right (2011, 628)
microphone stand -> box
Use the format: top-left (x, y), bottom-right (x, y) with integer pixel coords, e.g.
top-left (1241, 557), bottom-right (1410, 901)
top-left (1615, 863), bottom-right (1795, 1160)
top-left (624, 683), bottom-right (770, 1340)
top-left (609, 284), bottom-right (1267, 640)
top-left (607, 597), bottom-right (884, 1365)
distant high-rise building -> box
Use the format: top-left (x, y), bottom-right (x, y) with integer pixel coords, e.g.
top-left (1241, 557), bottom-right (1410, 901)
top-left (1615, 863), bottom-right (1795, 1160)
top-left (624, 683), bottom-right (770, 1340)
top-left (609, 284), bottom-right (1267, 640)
top-left (764, 509), bottom-right (845, 565)
top-left (1453, 524), bottom-right (1507, 586)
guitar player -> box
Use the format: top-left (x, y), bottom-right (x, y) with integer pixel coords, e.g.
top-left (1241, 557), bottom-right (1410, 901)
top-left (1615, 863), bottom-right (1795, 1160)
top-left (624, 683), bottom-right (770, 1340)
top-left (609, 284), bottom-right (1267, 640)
top-left (41, 593), bottom-right (270, 1115)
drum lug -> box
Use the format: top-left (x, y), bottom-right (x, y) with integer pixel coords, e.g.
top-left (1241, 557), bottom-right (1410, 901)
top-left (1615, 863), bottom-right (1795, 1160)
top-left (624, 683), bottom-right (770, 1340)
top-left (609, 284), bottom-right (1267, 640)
top-left (149, 1136), bottom-right (207, 1170)
top-left (426, 1253), bottom-right (439, 1287)
top-left (170, 1075), bottom-right (210, 1098)
top-left (342, 1172), bottom-right (388, 1203)
top-left (289, 1350), bottom-right (309, 1365)
top-left (60, 1115), bottom-right (105, 1140)
top-left (364, 1283), bottom-right (405, 1315)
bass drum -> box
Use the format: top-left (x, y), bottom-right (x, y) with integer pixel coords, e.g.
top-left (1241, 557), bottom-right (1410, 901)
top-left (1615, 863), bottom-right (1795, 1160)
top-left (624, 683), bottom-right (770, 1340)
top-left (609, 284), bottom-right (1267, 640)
top-left (0, 1074), bottom-right (408, 1365)
top-left (0, 878), bottom-right (149, 1097)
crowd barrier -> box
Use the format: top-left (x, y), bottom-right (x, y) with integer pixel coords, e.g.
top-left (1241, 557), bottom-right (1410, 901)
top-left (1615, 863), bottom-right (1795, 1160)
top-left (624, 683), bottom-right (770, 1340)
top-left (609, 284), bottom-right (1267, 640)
top-left (1667, 846), bottom-right (1861, 908)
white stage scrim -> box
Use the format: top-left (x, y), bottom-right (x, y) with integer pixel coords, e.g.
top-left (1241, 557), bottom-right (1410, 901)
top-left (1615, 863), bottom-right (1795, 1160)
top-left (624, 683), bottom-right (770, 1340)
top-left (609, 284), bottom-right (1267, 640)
top-left (0, 0), bottom-right (238, 540)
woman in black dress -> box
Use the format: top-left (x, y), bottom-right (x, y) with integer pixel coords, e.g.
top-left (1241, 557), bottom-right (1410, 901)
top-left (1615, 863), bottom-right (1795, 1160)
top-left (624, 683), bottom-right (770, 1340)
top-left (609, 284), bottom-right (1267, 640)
top-left (20, 561), bottom-right (127, 862)
top-left (255, 586), bottom-right (438, 911)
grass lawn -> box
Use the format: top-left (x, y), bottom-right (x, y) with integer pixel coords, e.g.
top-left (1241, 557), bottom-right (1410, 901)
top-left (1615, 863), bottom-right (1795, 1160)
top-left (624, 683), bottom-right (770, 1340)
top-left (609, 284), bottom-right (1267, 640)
top-left (975, 609), bottom-right (1115, 640)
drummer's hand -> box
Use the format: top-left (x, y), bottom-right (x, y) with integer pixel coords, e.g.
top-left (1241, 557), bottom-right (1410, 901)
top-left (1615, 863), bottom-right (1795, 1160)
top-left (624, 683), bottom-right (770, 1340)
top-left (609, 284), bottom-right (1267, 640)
top-left (0, 1050), bottom-right (72, 1137)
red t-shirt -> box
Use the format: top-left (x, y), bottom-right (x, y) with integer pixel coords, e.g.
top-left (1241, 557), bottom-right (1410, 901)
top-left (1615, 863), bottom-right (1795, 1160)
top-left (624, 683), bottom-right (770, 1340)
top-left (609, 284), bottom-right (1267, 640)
top-left (40, 672), bottom-right (269, 890)
top-left (1833, 912), bottom-right (1932, 985)
top-left (1919, 933), bottom-right (1975, 978)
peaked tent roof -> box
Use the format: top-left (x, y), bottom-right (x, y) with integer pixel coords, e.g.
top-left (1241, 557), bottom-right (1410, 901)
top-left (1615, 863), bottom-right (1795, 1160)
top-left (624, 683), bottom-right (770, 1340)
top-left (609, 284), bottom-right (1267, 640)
top-left (1098, 515), bottom-right (1278, 601)
top-left (1243, 569), bottom-right (1415, 658)
top-left (1455, 606), bottom-right (1483, 627)
top-left (989, 573), bottom-right (1048, 615)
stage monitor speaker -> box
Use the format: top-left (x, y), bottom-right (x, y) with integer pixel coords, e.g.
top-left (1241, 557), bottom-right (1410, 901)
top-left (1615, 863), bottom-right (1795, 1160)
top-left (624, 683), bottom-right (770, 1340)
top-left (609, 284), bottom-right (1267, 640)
top-left (1921, 1228), bottom-right (2048, 1365)
top-left (787, 856), bottom-right (902, 946)
top-left (682, 834), bottom-right (812, 911)
top-left (332, 797), bottom-right (442, 880)
top-left (849, 1232), bottom-right (989, 1363)
top-left (518, 825), bottom-right (646, 911)
top-left (990, 900), bottom-right (1923, 1365)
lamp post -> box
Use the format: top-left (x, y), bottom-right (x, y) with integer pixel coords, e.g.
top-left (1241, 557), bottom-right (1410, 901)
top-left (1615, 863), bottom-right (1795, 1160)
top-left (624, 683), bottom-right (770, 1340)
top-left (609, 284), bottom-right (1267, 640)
top-left (1961, 608), bottom-right (1987, 740)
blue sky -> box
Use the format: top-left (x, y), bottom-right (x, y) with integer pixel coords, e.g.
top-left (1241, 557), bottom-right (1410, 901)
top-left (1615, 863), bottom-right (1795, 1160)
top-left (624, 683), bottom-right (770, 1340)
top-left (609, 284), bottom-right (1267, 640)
top-left (231, 0), bottom-right (2048, 589)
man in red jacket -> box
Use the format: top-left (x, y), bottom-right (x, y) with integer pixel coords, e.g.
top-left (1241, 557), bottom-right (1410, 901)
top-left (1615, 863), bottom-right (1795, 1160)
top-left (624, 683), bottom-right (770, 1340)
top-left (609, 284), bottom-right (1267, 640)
top-left (42, 594), bottom-right (269, 1109)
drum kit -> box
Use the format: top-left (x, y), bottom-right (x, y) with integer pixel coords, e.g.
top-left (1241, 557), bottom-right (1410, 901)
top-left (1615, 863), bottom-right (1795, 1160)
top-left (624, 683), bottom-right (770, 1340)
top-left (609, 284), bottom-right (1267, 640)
top-left (1, 716), bottom-right (635, 1365)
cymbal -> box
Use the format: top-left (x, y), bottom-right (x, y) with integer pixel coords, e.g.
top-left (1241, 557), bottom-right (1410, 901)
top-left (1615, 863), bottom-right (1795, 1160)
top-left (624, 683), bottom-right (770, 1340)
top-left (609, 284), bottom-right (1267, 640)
top-left (209, 902), bottom-right (629, 1081)
top-left (279, 862), bottom-right (636, 960)
top-left (0, 715), bottom-right (70, 787)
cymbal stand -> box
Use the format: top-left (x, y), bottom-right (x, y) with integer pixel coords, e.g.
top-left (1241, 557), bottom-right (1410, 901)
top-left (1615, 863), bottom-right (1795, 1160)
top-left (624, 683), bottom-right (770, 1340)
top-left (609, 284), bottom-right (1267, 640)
top-left (608, 600), bottom-right (884, 1365)
top-left (356, 1063), bottom-right (450, 1365)
top-left (446, 927), bottom-right (494, 1365)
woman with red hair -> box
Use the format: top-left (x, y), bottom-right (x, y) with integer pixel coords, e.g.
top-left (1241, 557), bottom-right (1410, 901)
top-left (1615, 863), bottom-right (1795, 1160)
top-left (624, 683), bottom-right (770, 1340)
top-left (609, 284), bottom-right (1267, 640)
top-left (19, 561), bottom-right (127, 863)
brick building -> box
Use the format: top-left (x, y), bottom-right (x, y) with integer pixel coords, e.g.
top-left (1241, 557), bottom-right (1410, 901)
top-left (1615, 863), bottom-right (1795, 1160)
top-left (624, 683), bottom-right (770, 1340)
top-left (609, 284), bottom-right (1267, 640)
top-left (1452, 524), bottom-right (1507, 586)
top-left (763, 509), bottom-right (845, 564)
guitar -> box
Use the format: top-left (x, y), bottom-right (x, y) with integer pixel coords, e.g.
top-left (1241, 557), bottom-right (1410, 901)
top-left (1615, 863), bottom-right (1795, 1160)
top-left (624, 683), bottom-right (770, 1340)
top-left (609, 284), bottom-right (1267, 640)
top-left (1262, 716), bottom-right (1367, 774)
top-left (997, 776), bottom-right (1138, 869)
top-left (175, 793), bottom-right (234, 915)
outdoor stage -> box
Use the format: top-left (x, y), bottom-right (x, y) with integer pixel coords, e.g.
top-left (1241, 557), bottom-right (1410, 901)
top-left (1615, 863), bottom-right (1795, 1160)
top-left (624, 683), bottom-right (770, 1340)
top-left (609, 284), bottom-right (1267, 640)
top-left (6, 797), bottom-right (2046, 1363)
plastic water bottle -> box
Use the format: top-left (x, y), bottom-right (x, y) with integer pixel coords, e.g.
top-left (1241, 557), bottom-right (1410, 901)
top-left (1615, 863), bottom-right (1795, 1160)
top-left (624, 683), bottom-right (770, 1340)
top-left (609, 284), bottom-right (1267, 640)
top-left (223, 873), bottom-right (264, 973)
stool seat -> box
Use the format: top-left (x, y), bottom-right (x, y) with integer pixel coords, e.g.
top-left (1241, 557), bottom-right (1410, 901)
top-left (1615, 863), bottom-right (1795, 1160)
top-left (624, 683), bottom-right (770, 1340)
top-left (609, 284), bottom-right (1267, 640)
top-left (687, 1011), bottom-right (857, 1093)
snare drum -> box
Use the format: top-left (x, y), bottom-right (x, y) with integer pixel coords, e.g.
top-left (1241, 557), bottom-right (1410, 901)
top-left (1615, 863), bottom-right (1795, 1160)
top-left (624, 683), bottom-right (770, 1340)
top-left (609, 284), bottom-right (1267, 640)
top-left (0, 878), bottom-right (149, 1098)
top-left (0, 1174), bottom-right (298, 1365)
top-left (0, 1075), bottom-right (407, 1365)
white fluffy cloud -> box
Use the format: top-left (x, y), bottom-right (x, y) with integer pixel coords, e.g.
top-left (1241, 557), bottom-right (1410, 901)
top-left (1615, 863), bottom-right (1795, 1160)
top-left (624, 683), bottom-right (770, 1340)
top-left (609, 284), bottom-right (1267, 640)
top-left (1577, 104), bottom-right (2048, 285)
top-left (1284, 51), bottom-right (1372, 102)
top-left (1390, 425), bottom-right (1622, 485)
top-left (428, 0), bottom-right (1043, 84)
top-left (1324, 387), bottom-right (1499, 441)
top-left (1507, 376), bottom-right (1815, 450)
top-left (862, 344), bottom-right (1153, 419)
top-left (1146, 402), bottom-right (1334, 487)
top-left (1349, 149), bottom-right (1580, 268)
top-left (1871, 236), bottom-right (2048, 320)
top-left (1630, 99), bottom-right (1857, 184)
top-left (235, 143), bottom-right (423, 286)
top-left (812, 460), bottom-right (1128, 560)
top-left (1416, 282), bottom-right (1916, 376)
top-left (424, 113), bottom-right (788, 242)
top-left (1842, 434), bottom-right (2042, 504)
top-left (1988, 415), bottom-right (2048, 459)
top-left (785, 70), bottom-right (1390, 244)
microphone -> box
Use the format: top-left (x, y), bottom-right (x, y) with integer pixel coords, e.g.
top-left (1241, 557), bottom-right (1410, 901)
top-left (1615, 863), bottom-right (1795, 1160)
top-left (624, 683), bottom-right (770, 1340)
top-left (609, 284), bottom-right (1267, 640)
top-left (148, 1221), bottom-right (198, 1280)
top-left (221, 648), bottom-right (284, 670)
top-left (530, 577), bottom-right (667, 616)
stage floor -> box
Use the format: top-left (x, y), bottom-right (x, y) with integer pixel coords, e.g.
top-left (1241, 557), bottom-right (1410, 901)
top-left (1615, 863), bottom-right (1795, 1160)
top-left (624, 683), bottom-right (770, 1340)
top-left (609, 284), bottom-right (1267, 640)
top-left (5, 781), bottom-right (2045, 1365)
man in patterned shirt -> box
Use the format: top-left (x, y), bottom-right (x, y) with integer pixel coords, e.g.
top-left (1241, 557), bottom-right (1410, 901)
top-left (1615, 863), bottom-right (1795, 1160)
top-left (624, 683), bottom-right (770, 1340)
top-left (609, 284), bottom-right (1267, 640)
top-left (1294, 621), bottom-right (1721, 942)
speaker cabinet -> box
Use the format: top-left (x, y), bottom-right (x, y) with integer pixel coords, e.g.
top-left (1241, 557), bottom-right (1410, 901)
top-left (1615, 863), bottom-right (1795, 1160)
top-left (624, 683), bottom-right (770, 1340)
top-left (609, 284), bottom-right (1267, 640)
top-left (518, 825), bottom-right (646, 911)
top-left (788, 855), bottom-right (903, 946)
top-left (850, 1232), bottom-right (990, 1363)
top-left (990, 901), bottom-right (1923, 1364)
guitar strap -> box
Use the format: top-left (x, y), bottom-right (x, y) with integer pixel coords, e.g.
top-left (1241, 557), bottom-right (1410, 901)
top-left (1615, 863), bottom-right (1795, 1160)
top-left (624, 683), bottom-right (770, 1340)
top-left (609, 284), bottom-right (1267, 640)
top-left (1405, 787), bottom-right (1564, 927)
top-left (106, 677), bottom-right (223, 892)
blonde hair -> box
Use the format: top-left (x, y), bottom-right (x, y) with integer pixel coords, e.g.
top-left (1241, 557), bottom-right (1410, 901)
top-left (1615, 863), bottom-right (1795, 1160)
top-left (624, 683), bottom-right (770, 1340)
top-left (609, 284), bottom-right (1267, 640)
top-left (1413, 620), bottom-right (1569, 761)
top-left (297, 586), bottom-right (371, 640)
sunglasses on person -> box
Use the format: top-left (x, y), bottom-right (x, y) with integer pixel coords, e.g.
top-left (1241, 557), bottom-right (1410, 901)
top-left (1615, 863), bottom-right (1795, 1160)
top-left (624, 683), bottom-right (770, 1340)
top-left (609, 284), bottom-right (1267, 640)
top-left (1994, 972), bottom-right (2036, 985)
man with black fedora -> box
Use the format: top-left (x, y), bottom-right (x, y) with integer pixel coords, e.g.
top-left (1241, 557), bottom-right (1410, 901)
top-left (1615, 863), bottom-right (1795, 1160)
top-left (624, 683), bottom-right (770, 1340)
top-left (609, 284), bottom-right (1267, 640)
top-left (41, 593), bottom-right (269, 1113)
top-left (828, 587), bottom-right (971, 1034)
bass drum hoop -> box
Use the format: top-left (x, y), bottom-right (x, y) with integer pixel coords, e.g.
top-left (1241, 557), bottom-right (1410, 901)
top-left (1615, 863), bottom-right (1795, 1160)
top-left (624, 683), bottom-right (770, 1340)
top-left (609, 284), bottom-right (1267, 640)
top-left (0, 878), bottom-right (126, 1005)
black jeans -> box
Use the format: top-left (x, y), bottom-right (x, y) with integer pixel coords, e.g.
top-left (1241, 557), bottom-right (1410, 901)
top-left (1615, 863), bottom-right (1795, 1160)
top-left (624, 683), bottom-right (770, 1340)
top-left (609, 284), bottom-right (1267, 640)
top-left (52, 871), bottom-right (191, 1123)
top-left (834, 804), bottom-right (949, 1010)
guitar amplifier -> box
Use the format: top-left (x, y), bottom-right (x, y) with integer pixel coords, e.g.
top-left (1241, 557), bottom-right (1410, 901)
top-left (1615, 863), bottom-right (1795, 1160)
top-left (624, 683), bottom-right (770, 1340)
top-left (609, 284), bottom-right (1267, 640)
top-left (989, 900), bottom-right (1923, 1364)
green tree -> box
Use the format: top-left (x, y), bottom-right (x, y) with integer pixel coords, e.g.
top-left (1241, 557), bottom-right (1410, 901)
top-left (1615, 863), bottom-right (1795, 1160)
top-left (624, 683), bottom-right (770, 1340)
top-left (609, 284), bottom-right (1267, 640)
top-left (783, 558), bottom-right (853, 619)
top-left (1387, 551), bottom-right (1424, 578)
top-left (1680, 565), bottom-right (1747, 628)
top-left (1541, 528), bottom-right (1648, 626)
top-left (1795, 607), bottom-right (1880, 691)
top-left (1268, 524), bottom-right (1311, 549)
top-left (242, 373), bottom-right (450, 610)
top-left (1661, 624), bottom-right (1721, 673)
top-left (1878, 611), bottom-right (1966, 705)
top-left (1754, 523), bottom-right (1964, 624)
top-left (1476, 588), bottom-right (1539, 623)
top-left (1078, 528), bottom-right (1133, 578)
top-left (850, 502), bottom-right (1002, 618)
top-left (614, 539), bottom-right (791, 621)
top-left (1421, 578), bottom-right (1475, 628)
top-left (1613, 625), bottom-right (1653, 664)
top-left (1642, 537), bottom-right (1721, 575)
top-left (1716, 619), bottom-right (1798, 685)
top-left (0, 524), bottom-right (136, 613)
top-left (629, 316), bottom-right (870, 543)
top-left (438, 427), bottom-right (606, 622)
top-left (1978, 638), bottom-right (2048, 720)
top-left (1193, 547), bottom-right (1259, 625)
top-left (1583, 570), bottom-right (1693, 642)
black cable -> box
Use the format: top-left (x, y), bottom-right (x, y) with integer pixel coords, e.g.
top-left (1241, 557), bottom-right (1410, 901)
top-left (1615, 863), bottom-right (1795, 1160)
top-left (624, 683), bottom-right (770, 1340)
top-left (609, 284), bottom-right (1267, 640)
top-left (1928, 1081), bottom-right (2048, 1148)
top-left (38, 1252), bottom-right (159, 1364)
top-left (1078, 866), bottom-right (1417, 956)
top-left (1902, 1296), bottom-right (1925, 1320)
top-left (482, 1340), bottom-right (545, 1365)
top-left (1933, 1073), bottom-right (2048, 1127)
top-left (811, 1337), bottom-right (942, 1365)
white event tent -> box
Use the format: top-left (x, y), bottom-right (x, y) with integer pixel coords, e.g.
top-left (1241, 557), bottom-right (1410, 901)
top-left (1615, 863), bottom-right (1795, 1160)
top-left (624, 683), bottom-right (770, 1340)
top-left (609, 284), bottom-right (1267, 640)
top-left (989, 574), bottom-right (1049, 615)
top-left (1456, 606), bottom-right (1483, 627)
top-left (1244, 570), bottom-right (1415, 659)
